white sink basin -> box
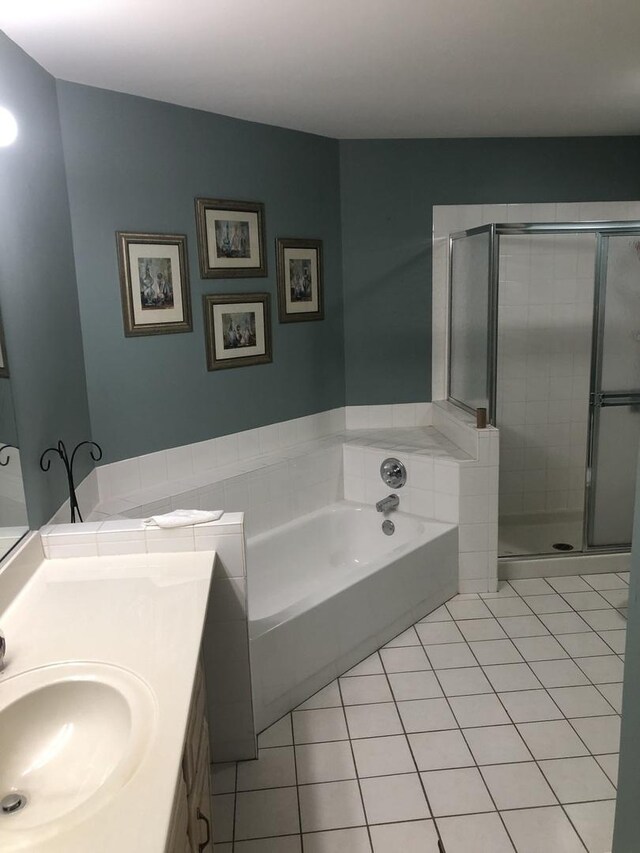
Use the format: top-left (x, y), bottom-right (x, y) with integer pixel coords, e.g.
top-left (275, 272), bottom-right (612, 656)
top-left (0, 662), bottom-right (156, 847)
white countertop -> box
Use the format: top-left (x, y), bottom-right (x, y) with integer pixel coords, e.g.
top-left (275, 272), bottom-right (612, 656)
top-left (0, 549), bottom-right (214, 853)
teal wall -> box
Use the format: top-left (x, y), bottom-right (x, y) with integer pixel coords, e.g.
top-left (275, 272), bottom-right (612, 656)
top-left (0, 380), bottom-right (18, 448)
top-left (0, 34), bottom-right (93, 527)
top-left (6, 26), bottom-right (640, 512)
top-left (612, 453), bottom-right (640, 852)
top-left (339, 138), bottom-right (640, 405)
top-left (56, 82), bottom-right (345, 464)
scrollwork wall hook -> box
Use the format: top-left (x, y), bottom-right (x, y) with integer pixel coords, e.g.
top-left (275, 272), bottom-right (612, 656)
top-left (39, 440), bottom-right (103, 523)
top-left (0, 444), bottom-right (18, 467)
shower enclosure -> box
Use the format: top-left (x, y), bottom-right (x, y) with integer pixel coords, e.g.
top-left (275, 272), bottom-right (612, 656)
top-left (448, 221), bottom-right (640, 559)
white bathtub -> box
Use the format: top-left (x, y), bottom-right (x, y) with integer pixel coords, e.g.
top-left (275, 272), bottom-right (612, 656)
top-left (247, 500), bottom-right (458, 731)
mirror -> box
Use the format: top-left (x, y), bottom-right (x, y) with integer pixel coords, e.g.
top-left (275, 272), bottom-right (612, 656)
top-left (0, 355), bottom-right (28, 558)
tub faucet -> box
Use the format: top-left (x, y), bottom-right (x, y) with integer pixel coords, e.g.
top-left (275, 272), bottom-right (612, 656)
top-left (376, 494), bottom-right (399, 513)
top-left (0, 630), bottom-right (5, 672)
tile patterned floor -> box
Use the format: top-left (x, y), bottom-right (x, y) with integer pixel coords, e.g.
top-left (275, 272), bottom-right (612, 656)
top-left (211, 571), bottom-right (629, 852)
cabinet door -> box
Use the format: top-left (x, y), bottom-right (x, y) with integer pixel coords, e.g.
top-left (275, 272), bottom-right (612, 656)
top-left (183, 664), bottom-right (206, 791)
top-left (188, 765), bottom-right (213, 853)
top-left (166, 772), bottom-right (189, 853)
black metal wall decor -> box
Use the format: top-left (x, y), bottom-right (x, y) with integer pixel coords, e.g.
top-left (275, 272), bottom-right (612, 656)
top-left (0, 444), bottom-right (17, 467)
top-left (39, 440), bottom-right (103, 523)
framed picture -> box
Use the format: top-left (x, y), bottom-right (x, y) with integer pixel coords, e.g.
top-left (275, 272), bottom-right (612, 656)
top-left (276, 238), bottom-right (324, 322)
top-left (203, 293), bottom-right (272, 370)
top-left (116, 232), bottom-right (192, 337)
top-left (195, 198), bottom-right (267, 278)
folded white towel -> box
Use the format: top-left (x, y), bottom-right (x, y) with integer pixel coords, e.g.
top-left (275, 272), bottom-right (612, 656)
top-left (143, 509), bottom-right (224, 529)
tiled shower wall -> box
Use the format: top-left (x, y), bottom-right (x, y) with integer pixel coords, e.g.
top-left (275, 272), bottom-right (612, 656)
top-left (497, 233), bottom-right (595, 518)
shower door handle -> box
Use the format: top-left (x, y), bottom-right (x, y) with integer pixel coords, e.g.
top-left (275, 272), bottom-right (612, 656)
top-left (593, 392), bottom-right (640, 408)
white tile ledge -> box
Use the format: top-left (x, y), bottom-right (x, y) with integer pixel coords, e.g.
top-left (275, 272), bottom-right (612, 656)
top-left (40, 514), bottom-right (245, 561)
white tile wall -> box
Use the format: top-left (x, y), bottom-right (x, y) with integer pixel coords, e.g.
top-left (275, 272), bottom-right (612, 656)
top-left (343, 411), bottom-right (499, 594)
top-left (96, 407), bottom-right (346, 503)
top-left (88, 403), bottom-right (500, 595)
top-left (345, 403), bottom-right (433, 430)
top-left (94, 407), bottom-right (460, 536)
top-left (41, 513), bottom-right (244, 559)
top-left (124, 446), bottom-right (344, 540)
top-left (497, 232), bottom-right (594, 519)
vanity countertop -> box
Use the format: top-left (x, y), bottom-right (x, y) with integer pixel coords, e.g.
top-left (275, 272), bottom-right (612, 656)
top-left (0, 548), bottom-right (214, 853)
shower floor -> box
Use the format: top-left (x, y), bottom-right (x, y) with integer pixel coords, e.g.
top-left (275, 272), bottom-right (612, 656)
top-left (499, 512), bottom-right (584, 558)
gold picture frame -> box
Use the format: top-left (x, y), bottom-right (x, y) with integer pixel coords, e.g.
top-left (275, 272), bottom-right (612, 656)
top-left (203, 292), bottom-right (272, 370)
top-left (276, 237), bottom-right (324, 322)
top-left (116, 231), bottom-right (192, 337)
top-left (195, 198), bottom-right (267, 279)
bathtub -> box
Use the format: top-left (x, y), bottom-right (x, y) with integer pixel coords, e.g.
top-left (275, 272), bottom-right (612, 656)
top-left (247, 500), bottom-right (458, 731)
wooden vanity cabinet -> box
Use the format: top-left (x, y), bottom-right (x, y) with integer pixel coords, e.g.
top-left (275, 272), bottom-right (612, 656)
top-left (166, 660), bottom-right (214, 853)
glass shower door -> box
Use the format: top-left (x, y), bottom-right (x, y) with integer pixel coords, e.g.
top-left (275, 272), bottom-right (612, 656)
top-left (587, 232), bottom-right (640, 548)
top-left (448, 225), bottom-right (497, 420)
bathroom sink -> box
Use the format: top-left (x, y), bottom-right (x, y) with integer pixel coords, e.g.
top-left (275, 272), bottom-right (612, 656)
top-left (0, 662), bottom-right (156, 846)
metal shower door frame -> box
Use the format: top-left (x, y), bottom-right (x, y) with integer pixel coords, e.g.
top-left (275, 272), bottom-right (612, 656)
top-left (446, 218), bottom-right (640, 557)
top-left (447, 223), bottom-right (499, 424)
top-left (584, 227), bottom-right (640, 552)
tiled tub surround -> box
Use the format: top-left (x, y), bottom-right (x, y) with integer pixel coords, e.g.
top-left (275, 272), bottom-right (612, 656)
top-left (243, 407), bottom-right (494, 728)
top-left (92, 407), bottom-right (348, 519)
top-left (88, 402), bottom-right (500, 594)
top-left (343, 434), bottom-right (499, 593)
top-left (89, 402), bottom-right (469, 522)
top-left (81, 404), bottom-right (500, 737)
top-left (212, 570), bottom-right (628, 853)
top-left (248, 503), bottom-right (457, 731)
top-left (39, 514), bottom-right (256, 763)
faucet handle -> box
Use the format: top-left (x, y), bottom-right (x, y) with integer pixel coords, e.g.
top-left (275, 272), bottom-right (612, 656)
top-left (0, 630), bottom-right (5, 671)
top-left (380, 458), bottom-right (407, 489)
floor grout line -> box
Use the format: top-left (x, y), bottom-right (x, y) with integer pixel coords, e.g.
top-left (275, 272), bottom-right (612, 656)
top-left (334, 656), bottom-right (382, 852)
top-left (290, 711), bottom-right (304, 851)
top-left (373, 648), bottom-right (447, 848)
top-left (230, 755), bottom-right (238, 849)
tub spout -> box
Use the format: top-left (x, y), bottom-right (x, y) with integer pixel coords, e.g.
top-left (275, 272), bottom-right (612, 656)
top-left (376, 494), bottom-right (399, 513)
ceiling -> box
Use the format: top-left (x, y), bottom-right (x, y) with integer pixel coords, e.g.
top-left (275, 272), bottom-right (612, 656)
top-left (2, 0), bottom-right (640, 139)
